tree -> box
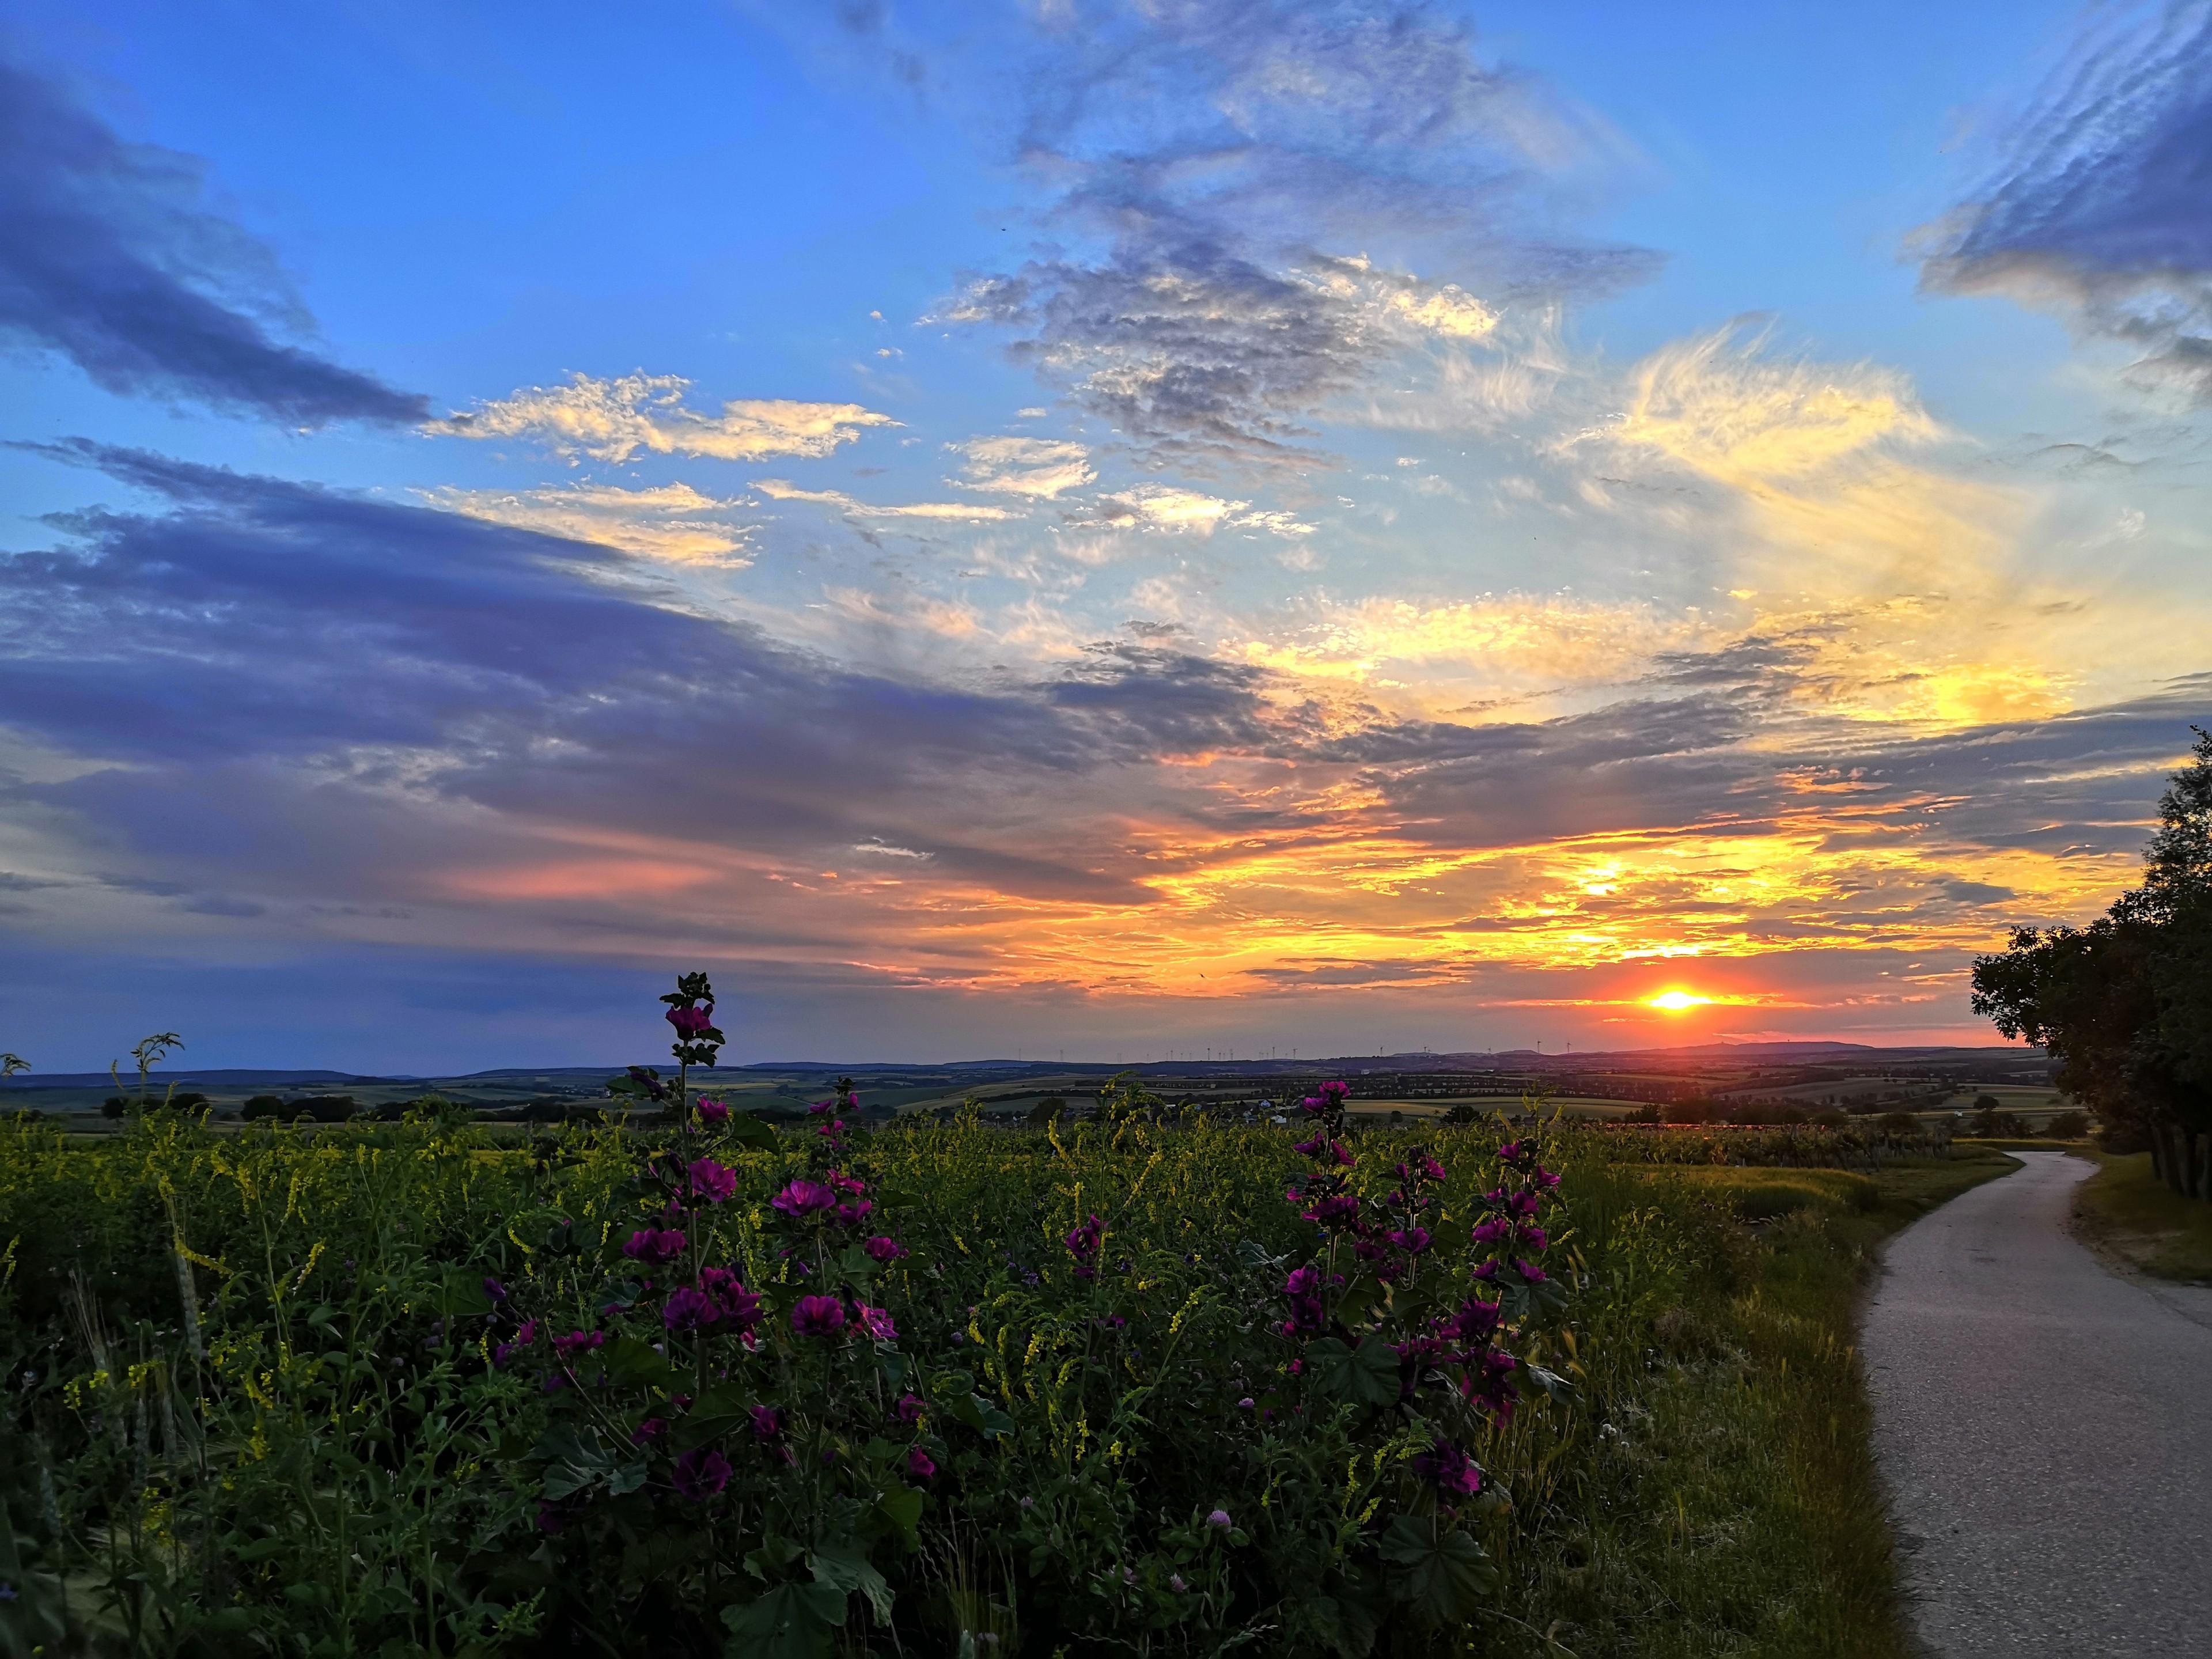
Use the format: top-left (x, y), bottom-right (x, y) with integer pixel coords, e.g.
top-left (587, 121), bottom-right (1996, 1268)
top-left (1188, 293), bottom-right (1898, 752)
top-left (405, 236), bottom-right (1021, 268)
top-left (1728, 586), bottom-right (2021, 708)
top-left (0, 1052), bottom-right (27, 1078)
top-left (1973, 730), bottom-right (2212, 1199)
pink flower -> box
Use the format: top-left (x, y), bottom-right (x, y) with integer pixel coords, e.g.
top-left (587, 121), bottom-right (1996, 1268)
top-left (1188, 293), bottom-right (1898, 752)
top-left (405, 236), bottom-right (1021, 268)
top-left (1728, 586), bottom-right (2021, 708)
top-left (1471, 1217), bottom-right (1510, 1248)
top-left (1446, 1297), bottom-right (1502, 1343)
top-left (750, 1405), bottom-right (783, 1441)
top-left (863, 1235), bottom-right (908, 1262)
top-left (1283, 1266), bottom-right (1321, 1298)
top-left (666, 1005), bottom-right (716, 1040)
top-left (1206, 1509), bottom-right (1232, 1529)
top-left (1387, 1226), bottom-right (1432, 1255)
top-left (896, 1392), bottom-right (925, 1424)
top-left (663, 1286), bottom-right (719, 1331)
top-left (672, 1446), bottom-right (731, 1501)
top-left (857, 1304), bottom-right (898, 1343)
top-left (688, 1157), bottom-right (737, 1205)
top-left (699, 1267), bottom-right (762, 1330)
top-left (632, 1416), bottom-right (668, 1446)
top-left (772, 1179), bottom-right (837, 1217)
top-left (1412, 1438), bottom-right (1484, 1499)
top-left (551, 1329), bottom-right (604, 1361)
top-left (791, 1295), bottom-right (846, 1339)
top-left (906, 1445), bottom-right (936, 1480)
top-left (623, 1227), bottom-right (687, 1264)
top-left (695, 1096), bottom-right (730, 1126)
top-left (1064, 1215), bottom-right (1103, 1281)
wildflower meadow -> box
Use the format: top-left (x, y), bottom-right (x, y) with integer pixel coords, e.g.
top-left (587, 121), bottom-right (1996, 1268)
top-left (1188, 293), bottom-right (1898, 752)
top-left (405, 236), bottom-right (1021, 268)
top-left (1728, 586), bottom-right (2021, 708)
top-left (0, 976), bottom-right (2002, 1658)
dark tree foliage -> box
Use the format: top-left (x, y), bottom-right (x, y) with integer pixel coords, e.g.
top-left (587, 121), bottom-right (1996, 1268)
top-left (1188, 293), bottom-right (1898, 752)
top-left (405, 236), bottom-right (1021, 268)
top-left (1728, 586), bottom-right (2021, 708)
top-left (1972, 729), bottom-right (2212, 1199)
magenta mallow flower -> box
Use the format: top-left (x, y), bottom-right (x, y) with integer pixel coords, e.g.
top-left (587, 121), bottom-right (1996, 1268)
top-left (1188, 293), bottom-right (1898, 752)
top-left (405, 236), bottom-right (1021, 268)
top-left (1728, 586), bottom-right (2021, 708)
top-left (772, 1179), bottom-right (837, 1218)
top-left (492, 1318), bottom-right (539, 1369)
top-left (482, 1276), bottom-right (509, 1303)
top-left (906, 1445), bottom-right (936, 1480)
top-left (688, 1157), bottom-right (737, 1205)
top-left (1387, 1226), bottom-right (1433, 1255)
top-left (672, 1446), bottom-right (731, 1501)
top-left (750, 1404), bottom-right (783, 1441)
top-left (663, 1286), bottom-right (719, 1332)
top-left (1065, 1214), bottom-right (1103, 1280)
top-left (551, 1329), bottom-right (604, 1362)
top-left (666, 1004), bottom-right (715, 1040)
top-left (896, 1392), bottom-right (925, 1424)
top-left (1446, 1296), bottom-right (1502, 1343)
top-left (1412, 1438), bottom-right (1484, 1499)
top-left (1471, 1216), bottom-right (1510, 1248)
top-left (695, 1096), bottom-right (730, 1126)
top-left (699, 1267), bottom-right (762, 1330)
top-left (623, 1226), bottom-right (687, 1264)
top-left (791, 1295), bottom-right (846, 1339)
top-left (632, 1416), bottom-right (668, 1446)
top-left (863, 1235), bottom-right (908, 1263)
top-left (857, 1304), bottom-right (897, 1343)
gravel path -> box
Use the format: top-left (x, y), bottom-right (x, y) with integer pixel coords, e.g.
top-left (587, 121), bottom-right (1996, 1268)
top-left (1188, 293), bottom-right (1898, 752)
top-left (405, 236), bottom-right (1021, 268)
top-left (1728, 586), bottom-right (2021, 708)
top-left (1862, 1151), bottom-right (2212, 1657)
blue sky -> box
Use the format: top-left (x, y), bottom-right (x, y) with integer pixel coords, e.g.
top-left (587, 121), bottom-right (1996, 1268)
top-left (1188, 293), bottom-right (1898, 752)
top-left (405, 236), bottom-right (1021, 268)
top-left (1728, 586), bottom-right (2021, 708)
top-left (3, 1), bottom-right (2207, 1070)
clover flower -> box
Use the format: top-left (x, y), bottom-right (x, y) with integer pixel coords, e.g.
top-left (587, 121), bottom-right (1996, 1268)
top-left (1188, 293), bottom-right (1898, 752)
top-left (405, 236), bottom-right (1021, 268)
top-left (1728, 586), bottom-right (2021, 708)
top-left (688, 1157), bottom-right (737, 1205)
top-left (1206, 1509), bottom-right (1232, 1530)
top-left (672, 1446), bottom-right (731, 1501)
top-left (791, 1295), bottom-right (846, 1338)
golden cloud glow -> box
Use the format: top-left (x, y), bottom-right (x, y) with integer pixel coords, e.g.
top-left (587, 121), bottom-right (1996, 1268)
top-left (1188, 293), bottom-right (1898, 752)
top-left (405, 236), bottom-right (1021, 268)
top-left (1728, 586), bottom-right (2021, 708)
top-left (421, 481), bottom-right (752, 563)
top-left (429, 372), bottom-right (898, 463)
top-left (1645, 990), bottom-right (1712, 1012)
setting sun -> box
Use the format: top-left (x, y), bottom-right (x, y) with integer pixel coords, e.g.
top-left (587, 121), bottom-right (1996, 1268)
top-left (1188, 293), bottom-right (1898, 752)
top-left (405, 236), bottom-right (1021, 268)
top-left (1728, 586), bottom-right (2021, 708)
top-left (1647, 990), bottom-right (1716, 1012)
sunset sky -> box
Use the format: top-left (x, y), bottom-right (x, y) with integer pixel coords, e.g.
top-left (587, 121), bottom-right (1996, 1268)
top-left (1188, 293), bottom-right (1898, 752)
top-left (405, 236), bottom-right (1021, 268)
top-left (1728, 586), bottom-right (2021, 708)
top-left (5, 2), bottom-right (2209, 1071)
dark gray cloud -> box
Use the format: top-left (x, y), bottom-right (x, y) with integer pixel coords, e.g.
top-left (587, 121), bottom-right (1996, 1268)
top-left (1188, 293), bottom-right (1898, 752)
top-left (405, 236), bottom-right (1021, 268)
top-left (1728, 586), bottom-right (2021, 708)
top-left (0, 59), bottom-right (427, 425)
top-left (1917, 2), bottom-right (2212, 401)
top-left (926, 0), bottom-right (1654, 469)
top-left (0, 444), bottom-right (1323, 908)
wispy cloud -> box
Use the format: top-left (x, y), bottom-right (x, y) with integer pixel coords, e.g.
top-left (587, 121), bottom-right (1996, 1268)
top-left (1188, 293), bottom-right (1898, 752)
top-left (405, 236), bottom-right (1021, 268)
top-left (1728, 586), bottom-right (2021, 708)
top-left (419, 480), bottom-right (753, 563)
top-left (0, 58), bottom-right (426, 426)
top-left (1914, 1), bottom-right (2212, 401)
top-left (752, 479), bottom-right (1017, 521)
top-left (913, 0), bottom-right (1653, 470)
top-left (952, 435), bottom-right (1096, 498)
top-left (429, 372), bottom-right (899, 462)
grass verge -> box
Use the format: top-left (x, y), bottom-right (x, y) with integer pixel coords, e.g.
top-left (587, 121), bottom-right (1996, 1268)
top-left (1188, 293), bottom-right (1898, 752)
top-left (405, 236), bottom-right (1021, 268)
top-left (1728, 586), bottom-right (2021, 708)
top-left (2071, 1147), bottom-right (2212, 1282)
top-left (1509, 1148), bottom-right (2017, 1658)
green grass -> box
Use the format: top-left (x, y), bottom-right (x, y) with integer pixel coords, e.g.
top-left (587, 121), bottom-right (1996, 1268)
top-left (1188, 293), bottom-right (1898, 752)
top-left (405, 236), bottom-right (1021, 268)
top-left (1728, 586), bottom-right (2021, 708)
top-left (1512, 1149), bottom-right (2017, 1658)
top-left (2073, 1149), bottom-right (2212, 1283)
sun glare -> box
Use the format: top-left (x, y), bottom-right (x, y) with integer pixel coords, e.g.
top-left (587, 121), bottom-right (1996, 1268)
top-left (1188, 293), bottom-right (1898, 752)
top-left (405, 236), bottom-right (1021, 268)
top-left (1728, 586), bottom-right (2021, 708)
top-left (1647, 990), bottom-right (1714, 1012)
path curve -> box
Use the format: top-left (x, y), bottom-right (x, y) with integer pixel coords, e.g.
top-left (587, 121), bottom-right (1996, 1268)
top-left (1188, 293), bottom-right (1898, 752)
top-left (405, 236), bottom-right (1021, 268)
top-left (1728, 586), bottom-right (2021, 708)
top-left (1862, 1151), bottom-right (2212, 1657)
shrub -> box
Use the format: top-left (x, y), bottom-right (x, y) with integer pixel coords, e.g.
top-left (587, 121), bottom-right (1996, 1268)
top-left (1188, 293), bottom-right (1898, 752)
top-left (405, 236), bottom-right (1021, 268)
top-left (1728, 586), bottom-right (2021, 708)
top-left (1659, 1101), bottom-right (1712, 1126)
top-left (2043, 1109), bottom-right (2090, 1140)
top-left (1877, 1112), bottom-right (1919, 1137)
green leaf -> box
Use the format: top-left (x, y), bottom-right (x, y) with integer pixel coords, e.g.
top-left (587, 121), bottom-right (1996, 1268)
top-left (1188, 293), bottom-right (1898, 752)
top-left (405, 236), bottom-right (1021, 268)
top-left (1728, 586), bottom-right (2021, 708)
top-left (722, 1581), bottom-right (846, 1658)
top-left (440, 1270), bottom-right (495, 1317)
top-left (1307, 1336), bottom-right (1400, 1408)
top-left (873, 1484), bottom-right (925, 1550)
top-left (947, 1392), bottom-right (1014, 1440)
top-left (599, 1335), bottom-right (676, 1389)
top-left (1376, 1515), bottom-right (1496, 1627)
top-left (720, 1111), bottom-right (779, 1150)
top-left (1518, 1362), bottom-right (1574, 1403)
top-left (811, 1546), bottom-right (894, 1623)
